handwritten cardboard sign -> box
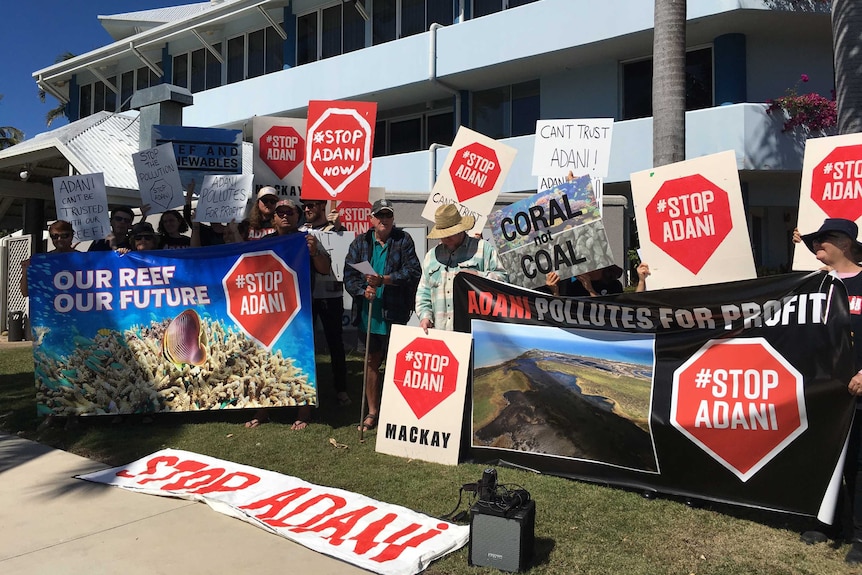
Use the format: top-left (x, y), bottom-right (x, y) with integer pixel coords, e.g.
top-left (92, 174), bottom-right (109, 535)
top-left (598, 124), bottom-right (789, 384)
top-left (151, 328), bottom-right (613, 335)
top-left (532, 118), bottom-right (614, 178)
top-left (194, 174), bottom-right (254, 224)
top-left (133, 143), bottom-right (184, 212)
top-left (52, 172), bottom-right (109, 243)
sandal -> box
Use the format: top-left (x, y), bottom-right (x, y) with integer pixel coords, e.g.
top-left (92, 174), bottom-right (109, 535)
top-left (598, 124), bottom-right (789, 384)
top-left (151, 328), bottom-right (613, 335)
top-left (358, 413), bottom-right (378, 432)
top-left (291, 420), bottom-right (309, 431)
top-left (244, 409), bottom-right (269, 428)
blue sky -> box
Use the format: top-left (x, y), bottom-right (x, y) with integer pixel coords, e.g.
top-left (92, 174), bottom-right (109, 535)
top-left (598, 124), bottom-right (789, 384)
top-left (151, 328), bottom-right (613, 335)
top-left (1, 1), bottom-right (201, 141)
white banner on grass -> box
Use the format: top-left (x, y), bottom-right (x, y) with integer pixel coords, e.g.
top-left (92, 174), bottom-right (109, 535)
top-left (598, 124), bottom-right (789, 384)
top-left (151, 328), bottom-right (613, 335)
top-left (77, 449), bottom-right (468, 575)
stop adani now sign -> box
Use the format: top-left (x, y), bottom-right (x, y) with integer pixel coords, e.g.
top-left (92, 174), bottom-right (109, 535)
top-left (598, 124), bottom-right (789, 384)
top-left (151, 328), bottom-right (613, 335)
top-left (302, 100), bottom-right (377, 202)
top-left (631, 150), bottom-right (756, 290)
top-left (793, 132), bottom-right (862, 270)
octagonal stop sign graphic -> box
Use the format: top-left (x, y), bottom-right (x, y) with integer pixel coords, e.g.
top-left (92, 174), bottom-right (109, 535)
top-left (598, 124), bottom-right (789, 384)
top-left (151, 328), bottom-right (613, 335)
top-left (260, 125), bottom-right (304, 179)
top-left (671, 338), bottom-right (807, 482)
top-left (449, 142), bottom-right (501, 202)
top-left (392, 338), bottom-right (459, 419)
top-left (306, 108), bottom-right (372, 199)
top-left (223, 252), bottom-right (300, 349)
top-left (646, 174), bottom-right (733, 274)
top-left (811, 145), bottom-right (862, 221)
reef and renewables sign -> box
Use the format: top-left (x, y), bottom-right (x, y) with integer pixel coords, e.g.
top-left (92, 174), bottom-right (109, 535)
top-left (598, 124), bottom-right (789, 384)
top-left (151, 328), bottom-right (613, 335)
top-left (454, 272), bottom-right (854, 521)
top-left (28, 235), bottom-right (317, 416)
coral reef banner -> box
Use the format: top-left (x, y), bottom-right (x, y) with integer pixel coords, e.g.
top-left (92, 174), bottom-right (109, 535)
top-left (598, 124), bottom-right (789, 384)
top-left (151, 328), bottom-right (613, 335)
top-left (78, 449), bottom-right (469, 575)
top-left (454, 272), bottom-right (855, 520)
top-left (28, 235), bottom-right (317, 416)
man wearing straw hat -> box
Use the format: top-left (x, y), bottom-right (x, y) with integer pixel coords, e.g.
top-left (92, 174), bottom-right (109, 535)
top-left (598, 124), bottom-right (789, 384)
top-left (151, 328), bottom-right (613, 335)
top-left (344, 199), bottom-right (422, 432)
top-left (417, 204), bottom-right (507, 333)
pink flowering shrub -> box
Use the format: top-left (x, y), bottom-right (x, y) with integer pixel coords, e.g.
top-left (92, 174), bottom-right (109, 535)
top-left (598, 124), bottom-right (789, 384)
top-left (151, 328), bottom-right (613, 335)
top-left (766, 74), bottom-right (837, 132)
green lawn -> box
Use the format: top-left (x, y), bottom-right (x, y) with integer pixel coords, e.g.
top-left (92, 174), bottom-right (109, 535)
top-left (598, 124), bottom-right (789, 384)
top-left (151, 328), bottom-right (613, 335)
top-left (2, 344), bottom-right (858, 574)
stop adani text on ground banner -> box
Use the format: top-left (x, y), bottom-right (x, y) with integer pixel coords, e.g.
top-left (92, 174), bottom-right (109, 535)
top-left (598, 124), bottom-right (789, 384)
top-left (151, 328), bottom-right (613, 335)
top-left (631, 150), bottom-right (756, 290)
top-left (302, 100), bottom-right (376, 202)
top-left (422, 126), bottom-right (517, 234)
top-left (253, 116), bottom-right (307, 198)
top-left (487, 176), bottom-right (615, 290)
top-left (376, 325), bottom-right (472, 465)
top-left (28, 235), bottom-right (317, 416)
top-left (453, 272), bottom-right (854, 521)
top-left (793, 132), bottom-right (862, 270)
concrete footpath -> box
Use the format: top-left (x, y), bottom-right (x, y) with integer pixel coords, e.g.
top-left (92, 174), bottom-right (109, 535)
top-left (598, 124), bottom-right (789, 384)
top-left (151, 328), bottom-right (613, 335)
top-left (0, 432), bottom-right (368, 575)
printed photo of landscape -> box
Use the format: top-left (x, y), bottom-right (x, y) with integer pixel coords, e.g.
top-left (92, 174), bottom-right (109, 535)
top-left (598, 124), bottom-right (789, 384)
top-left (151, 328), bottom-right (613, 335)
top-left (472, 320), bottom-right (659, 472)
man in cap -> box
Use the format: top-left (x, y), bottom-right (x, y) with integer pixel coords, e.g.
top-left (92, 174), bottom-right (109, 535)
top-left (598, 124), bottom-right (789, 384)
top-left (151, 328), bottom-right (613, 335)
top-left (416, 203), bottom-right (507, 332)
top-left (344, 198), bottom-right (422, 431)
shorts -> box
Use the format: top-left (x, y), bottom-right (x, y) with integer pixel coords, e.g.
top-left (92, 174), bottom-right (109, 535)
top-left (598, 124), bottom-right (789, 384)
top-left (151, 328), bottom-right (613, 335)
top-left (367, 332), bottom-right (390, 356)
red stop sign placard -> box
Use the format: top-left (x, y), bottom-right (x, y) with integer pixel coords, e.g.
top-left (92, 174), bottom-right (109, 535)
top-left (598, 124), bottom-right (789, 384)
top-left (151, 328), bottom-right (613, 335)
top-left (646, 174), bottom-right (733, 274)
top-left (671, 338), bottom-right (807, 481)
top-left (304, 101), bottom-right (376, 202)
top-left (260, 126), bottom-right (304, 179)
top-left (335, 200), bottom-right (371, 235)
top-left (222, 252), bottom-right (300, 349)
top-left (811, 145), bottom-right (862, 221)
top-left (449, 142), bottom-right (502, 202)
top-left (392, 338), bottom-right (459, 419)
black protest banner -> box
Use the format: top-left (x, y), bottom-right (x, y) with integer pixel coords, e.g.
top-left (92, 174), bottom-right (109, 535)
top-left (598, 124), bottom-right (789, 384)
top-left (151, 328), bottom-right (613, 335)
top-left (453, 271), bottom-right (854, 519)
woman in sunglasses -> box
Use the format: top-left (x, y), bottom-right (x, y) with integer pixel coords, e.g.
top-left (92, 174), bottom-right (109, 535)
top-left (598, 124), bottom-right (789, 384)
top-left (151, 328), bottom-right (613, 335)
top-left (245, 187), bottom-right (279, 240)
top-left (244, 198), bottom-right (332, 431)
top-left (21, 220), bottom-right (77, 297)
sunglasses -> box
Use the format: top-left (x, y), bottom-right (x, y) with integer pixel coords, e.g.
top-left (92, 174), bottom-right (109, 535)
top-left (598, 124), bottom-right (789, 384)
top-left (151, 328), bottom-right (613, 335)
top-left (260, 197), bottom-right (279, 205)
top-left (275, 208), bottom-right (296, 217)
top-left (302, 202), bottom-right (324, 210)
top-left (50, 232), bottom-right (72, 240)
top-left (135, 234), bottom-right (156, 241)
top-left (374, 211), bottom-right (394, 219)
top-left (112, 215), bottom-right (133, 223)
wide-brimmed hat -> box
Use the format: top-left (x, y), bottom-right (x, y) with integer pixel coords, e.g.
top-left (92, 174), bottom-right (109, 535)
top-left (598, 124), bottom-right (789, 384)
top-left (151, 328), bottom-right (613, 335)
top-left (427, 204), bottom-right (475, 239)
top-left (801, 218), bottom-right (862, 254)
top-left (371, 198), bottom-right (395, 217)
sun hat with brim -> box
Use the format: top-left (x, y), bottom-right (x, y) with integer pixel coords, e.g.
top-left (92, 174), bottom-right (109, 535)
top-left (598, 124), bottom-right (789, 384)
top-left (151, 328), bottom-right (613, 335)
top-left (427, 204), bottom-right (476, 239)
top-left (801, 218), bottom-right (862, 254)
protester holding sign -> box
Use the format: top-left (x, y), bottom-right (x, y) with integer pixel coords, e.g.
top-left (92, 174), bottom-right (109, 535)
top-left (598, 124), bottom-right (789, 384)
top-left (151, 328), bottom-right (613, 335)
top-left (244, 198), bottom-right (332, 431)
top-left (417, 204), bottom-right (507, 333)
top-left (158, 210), bottom-right (191, 249)
top-left (88, 206), bottom-right (136, 252)
top-left (796, 218), bottom-right (862, 563)
top-left (21, 220), bottom-right (77, 297)
top-left (302, 199), bottom-right (350, 407)
top-left (636, 263), bottom-right (651, 292)
top-left (245, 187), bottom-right (278, 240)
top-left (545, 265), bottom-right (624, 297)
top-left (344, 199), bottom-right (422, 432)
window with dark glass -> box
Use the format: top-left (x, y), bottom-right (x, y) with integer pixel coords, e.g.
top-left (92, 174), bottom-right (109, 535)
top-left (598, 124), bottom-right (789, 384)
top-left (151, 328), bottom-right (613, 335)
top-left (427, 111), bottom-right (454, 146)
top-left (227, 36), bottom-right (245, 83)
top-left (373, 0), bottom-right (396, 45)
top-left (322, 4), bottom-right (342, 59)
top-left (343, 3), bottom-right (365, 53)
top-left (191, 48), bottom-right (207, 93)
top-left (428, 1), bottom-right (454, 27)
top-left (389, 117), bottom-right (423, 154)
top-left (104, 77), bottom-right (117, 112)
top-left (298, 13), bottom-right (319, 65)
top-left (136, 64), bottom-right (160, 90)
top-left (473, 0), bottom-right (502, 18)
top-left (472, 80), bottom-right (539, 139)
top-left (79, 84), bottom-right (91, 119)
top-left (622, 47), bottom-right (714, 120)
top-left (401, 0), bottom-right (425, 37)
top-left (265, 27), bottom-right (283, 73)
top-left (248, 29), bottom-right (265, 78)
top-left (120, 71), bottom-right (134, 111)
top-left (173, 53), bottom-right (189, 88)
top-left (207, 42), bottom-right (223, 89)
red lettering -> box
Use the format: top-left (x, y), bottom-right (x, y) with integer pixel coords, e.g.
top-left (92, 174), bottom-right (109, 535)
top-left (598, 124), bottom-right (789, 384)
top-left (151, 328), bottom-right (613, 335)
top-left (291, 505), bottom-right (377, 543)
top-left (284, 494), bottom-right (347, 530)
top-left (239, 487), bottom-right (311, 521)
top-left (370, 522), bottom-right (449, 563)
top-left (192, 471), bottom-right (260, 494)
top-left (347, 513), bottom-right (399, 555)
top-left (492, 294), bottom-right (508, 317)
top-left (162, 467), bottom-right (225, 491)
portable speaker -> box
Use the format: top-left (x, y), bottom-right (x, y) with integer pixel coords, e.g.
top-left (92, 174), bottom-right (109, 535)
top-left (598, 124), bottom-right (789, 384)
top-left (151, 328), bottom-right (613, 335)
top-left (468, 499), bottom-right (535, 572)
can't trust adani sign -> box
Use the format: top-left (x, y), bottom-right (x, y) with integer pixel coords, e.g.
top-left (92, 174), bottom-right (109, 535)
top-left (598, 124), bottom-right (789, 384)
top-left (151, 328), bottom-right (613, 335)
top-left (670, 337), bottom-right (807, 482)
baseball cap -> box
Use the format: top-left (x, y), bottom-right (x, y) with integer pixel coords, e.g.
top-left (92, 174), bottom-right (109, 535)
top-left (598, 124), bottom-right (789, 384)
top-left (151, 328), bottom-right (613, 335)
top-left (131, 222), bottom-right (156, 236)
top-left (275, 198), bottom-right (299, 210)
top-left (371, 199), bottom-right (395, 216)
top-left (257, 186), bottom-right (278, 200)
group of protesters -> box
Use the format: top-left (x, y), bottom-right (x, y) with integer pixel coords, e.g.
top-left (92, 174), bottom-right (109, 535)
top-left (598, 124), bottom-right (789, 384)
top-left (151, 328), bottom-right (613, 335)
top-left (21, 183), bottom-right (862, 563)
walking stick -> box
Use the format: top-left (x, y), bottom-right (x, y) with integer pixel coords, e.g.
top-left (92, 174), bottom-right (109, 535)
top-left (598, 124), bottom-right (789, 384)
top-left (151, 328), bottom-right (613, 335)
top-left (359, 296), bottom-right (374, 442)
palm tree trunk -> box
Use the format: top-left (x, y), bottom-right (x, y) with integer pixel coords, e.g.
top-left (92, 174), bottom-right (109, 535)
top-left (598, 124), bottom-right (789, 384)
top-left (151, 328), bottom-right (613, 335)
top-left (832, 0), bottom-right (862, 134)
top-left (652, 0), bottom-right (687, 167)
